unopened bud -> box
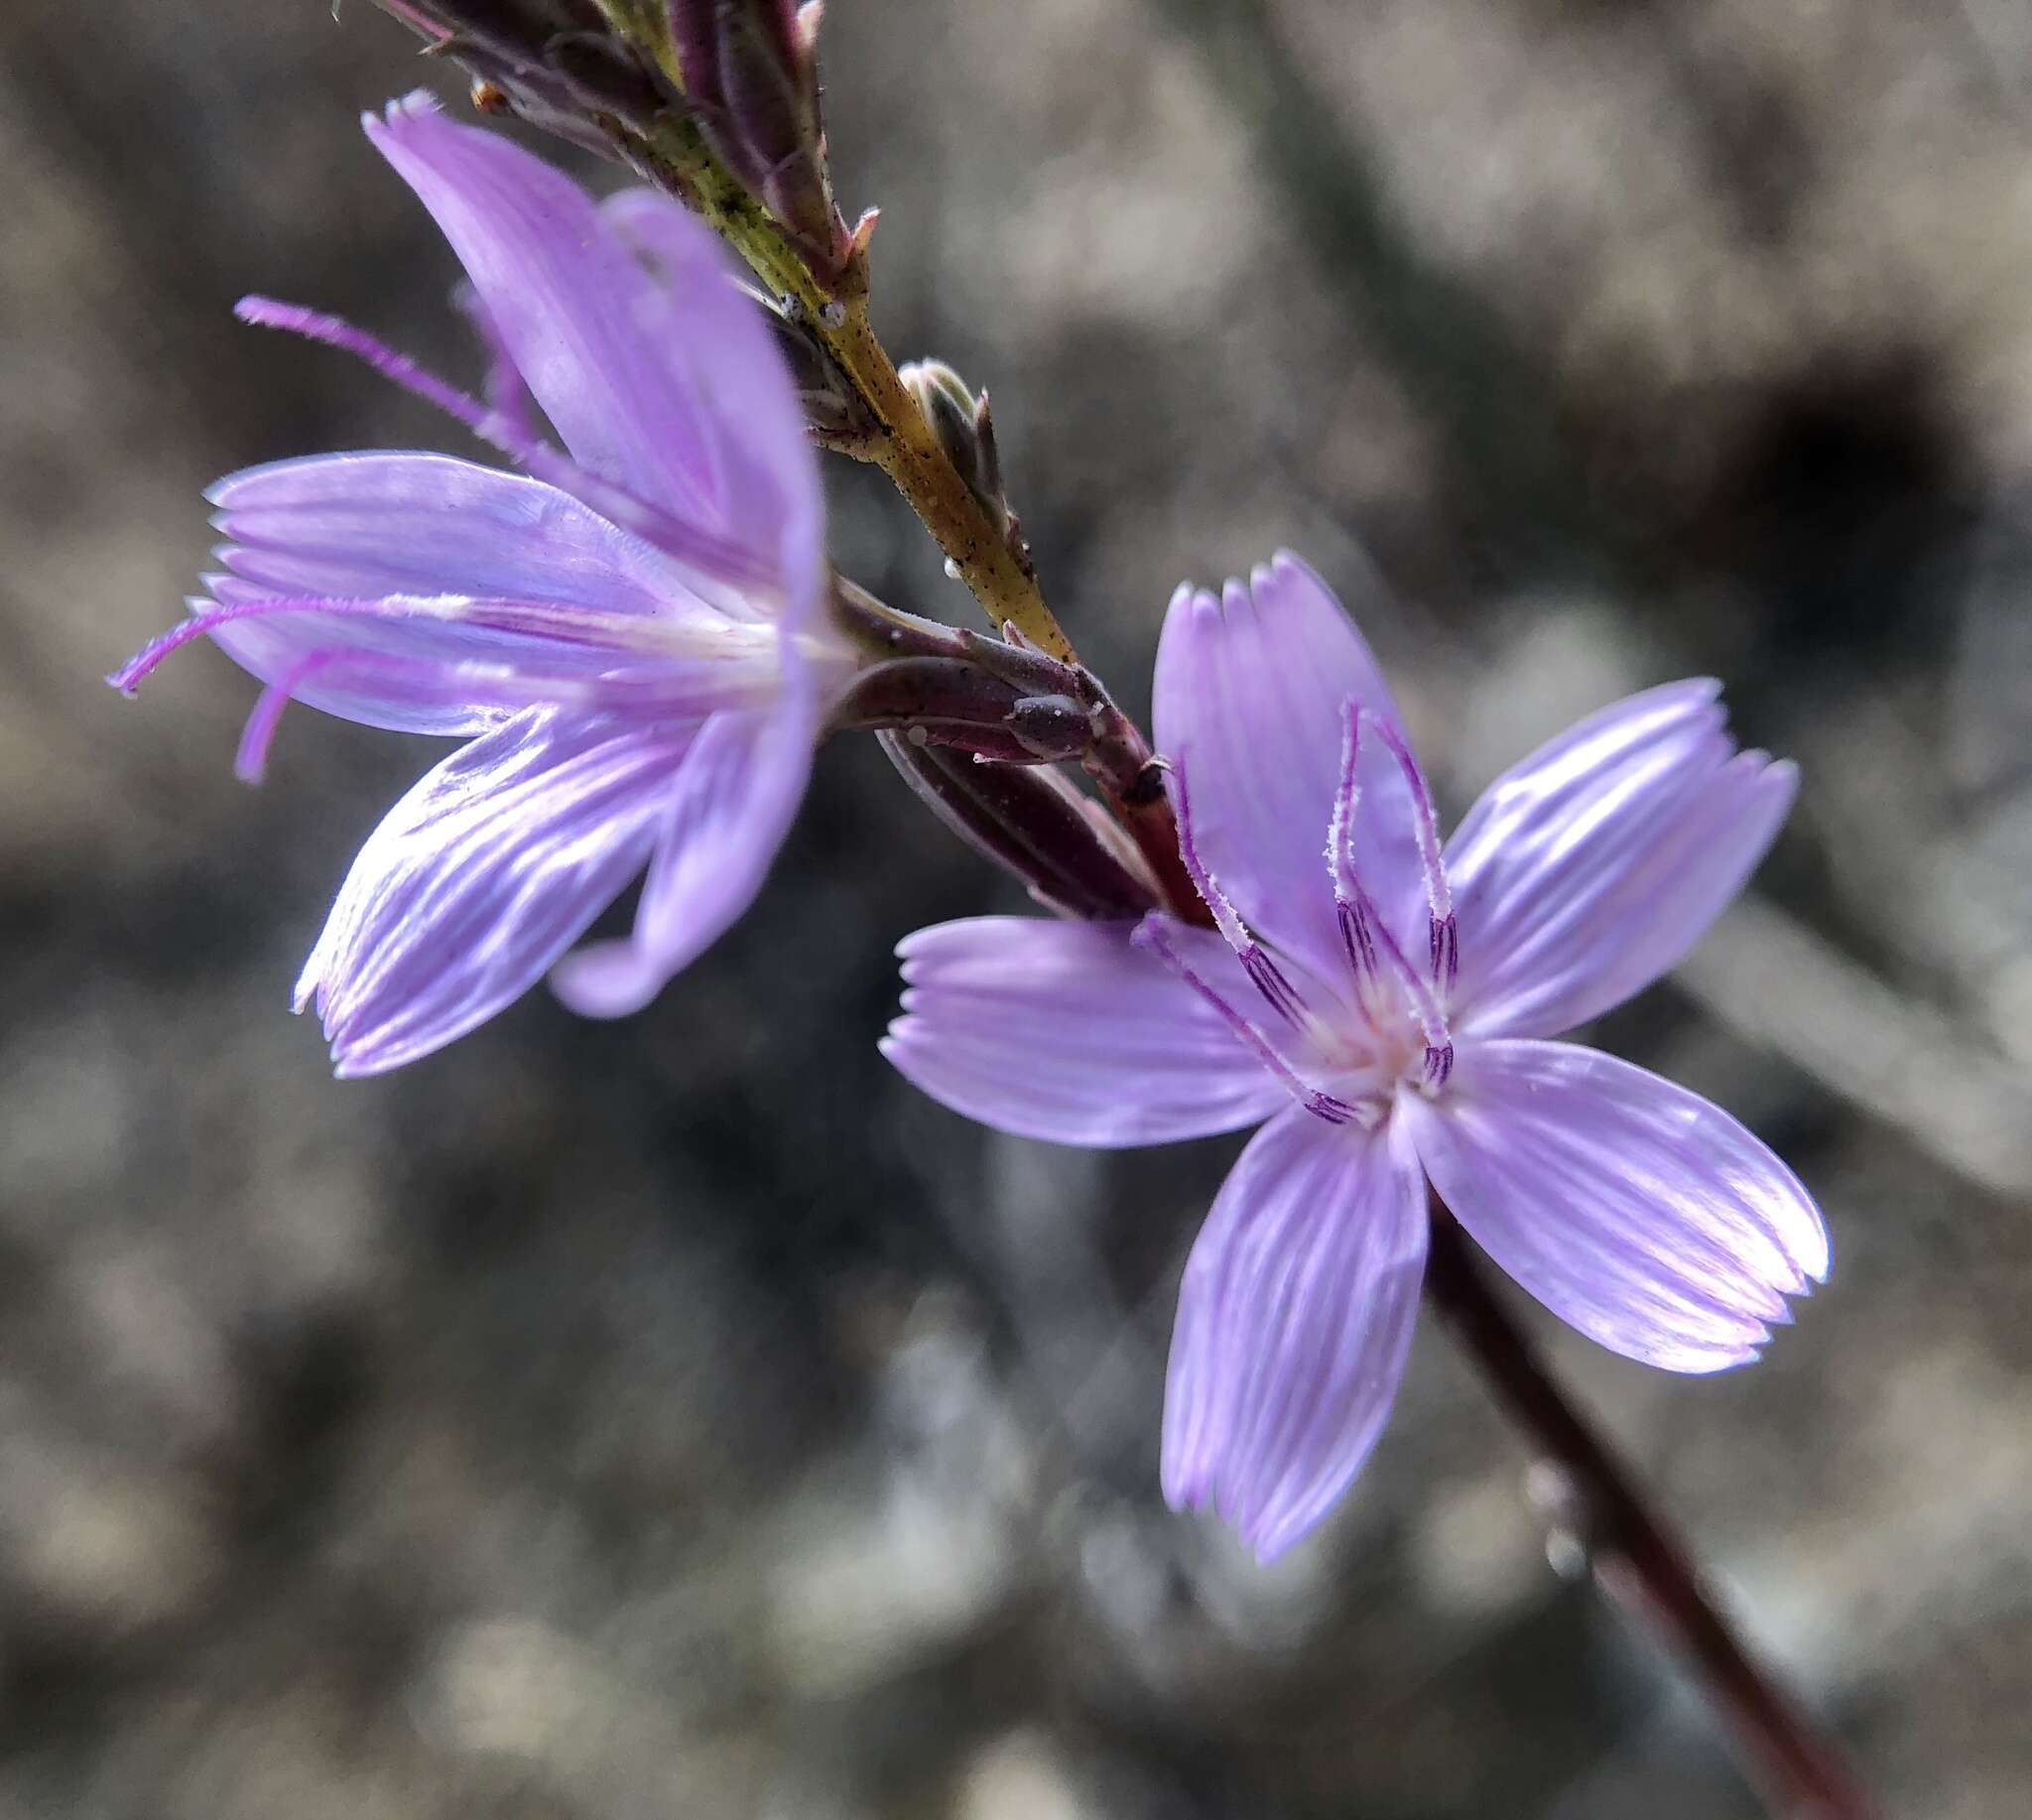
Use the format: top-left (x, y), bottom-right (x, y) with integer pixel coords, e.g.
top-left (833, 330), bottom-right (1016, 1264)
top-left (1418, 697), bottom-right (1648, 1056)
top-left (835, 658), bottom-right (1087, 764)
top-left (898, 360), bottom-right (1028, 571)
top-left (413, 0), bottom-right (608, 49)
top-left (745, 284), bottom-right (876, 443)
top-left (545, 30), bottom-right (669, 134)
top-left (878, 734), bottom-right (1161, 922)
top-left (386, 1), bottom-right (673, 157)
top-left (1004, 693), bottom-right (1089, 759)
top-left (666, 0), bottom-right (858, 286)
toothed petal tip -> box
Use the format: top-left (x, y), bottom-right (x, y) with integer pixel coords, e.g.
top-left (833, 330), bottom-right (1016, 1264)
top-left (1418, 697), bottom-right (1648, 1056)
top-left (362, 89), bottom-right (442, 143)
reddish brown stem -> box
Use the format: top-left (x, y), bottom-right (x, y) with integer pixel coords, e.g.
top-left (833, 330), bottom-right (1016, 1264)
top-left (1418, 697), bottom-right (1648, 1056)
top-left (1422, 1209), bottom-right (1878, 1820)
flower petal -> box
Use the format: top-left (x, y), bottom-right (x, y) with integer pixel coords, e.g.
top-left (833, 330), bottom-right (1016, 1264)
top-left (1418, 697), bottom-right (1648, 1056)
top-left (1403, 1039), bottom-right (1829, 1371)
top-left (1446, 681), bottom-right (1797, 1039)
top-left (599, 187), bottom-right (823, 581)
top-left (550, 692), bottom-right (818, 1018)
top-left (196, 452), bottom-right (721, 736)
top-left (1151, 553), bottom-right (1423, 982)
top-left (1162, 1105), bottom-right (1428, 1561)
top-left (299, 708), bottom-right (690, 1075)
top-left (211, 451), bottom-right (694, 614)
top-left (364, 92), bottom-right (820, 606)
top-left (879, 918), bottom-right (1288, 1146)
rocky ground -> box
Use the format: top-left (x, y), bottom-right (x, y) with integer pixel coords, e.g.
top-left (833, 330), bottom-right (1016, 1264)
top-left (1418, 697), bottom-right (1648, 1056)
top-left (4, 1), bottom-right (2031, 1814)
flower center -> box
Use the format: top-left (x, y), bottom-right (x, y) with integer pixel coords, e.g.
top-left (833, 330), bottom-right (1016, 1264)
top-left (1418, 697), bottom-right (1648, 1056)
top-left (1141, 698), bottom-right (1462, 1131)
top-left (1327, 703), bottom-right (1456, 1096)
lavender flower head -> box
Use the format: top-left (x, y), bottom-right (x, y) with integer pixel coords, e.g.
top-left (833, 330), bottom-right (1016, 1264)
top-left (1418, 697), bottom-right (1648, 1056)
top-left (884, 556), bottom-right (1829, 1560)
top-left (113, 93), bottom-right (850, 1075)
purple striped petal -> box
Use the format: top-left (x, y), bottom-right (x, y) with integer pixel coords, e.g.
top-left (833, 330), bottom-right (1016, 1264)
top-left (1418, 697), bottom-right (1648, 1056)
top-left (211, 452), bottom-right (696, 615)
top-left (1403, 1039), bottom-right (1829, 1371)
top-left (599, 187), bottom-right (821, 577)
top-left (192, 453), bottom-right (728, 736)
top-left (1446, 681), bottom-right (1798, 1039)
top-left (879, 918), bottom-right (1288, 1146)
top-left (298, 708), bottom-right (691, 1075)
top-left (551, 692), bottom-right (819, 1017)
top-left (1163, 1105), bottom-right (1428, 1561)
top-left (1151, 553), bottom-right (1424, 982)
top-left (364, 93), bottom-right (821, 610)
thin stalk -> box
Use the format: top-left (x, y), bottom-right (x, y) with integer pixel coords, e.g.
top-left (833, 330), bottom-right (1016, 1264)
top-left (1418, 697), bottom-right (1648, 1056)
top-left (1422, 1209), bottom-right (1878, 1820)
top-left (629, 101), bottom-right (1207, 908)
top-left (623, 114), bottom-right (1075, 663)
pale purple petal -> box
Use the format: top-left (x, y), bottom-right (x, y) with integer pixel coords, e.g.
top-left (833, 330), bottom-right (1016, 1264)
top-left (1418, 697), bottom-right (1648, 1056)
top-left (364, 92), bottom-right (821, 606)
top-left (551, 688), bottom-right (819, 1017)
top-left (1447, 681), bottom-right (1798, 1039)
top-left (183, 571), bottom-right (787, 751)
top-left (1402, 1039), bottom-right (1829, 1371)
top-left (210, 451), bottom-right (698, 614)
top-left (600, 187), bottom-right (822, 572)
top-left (879, 918), bottom-right (1289, 1146)
top-left (1151, 553), bottom-right (1423, 981)
top-left (298, 708), bottom-right (691, 1075)
top-left (1162, 1105), bottom-right (1428, 1561)
top-left (190, 452), bottom-right (722, 735)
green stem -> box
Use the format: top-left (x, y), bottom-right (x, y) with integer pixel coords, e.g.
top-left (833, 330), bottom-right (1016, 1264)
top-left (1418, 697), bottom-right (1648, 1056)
top-left (625, 112), bottom-right (1076, 663)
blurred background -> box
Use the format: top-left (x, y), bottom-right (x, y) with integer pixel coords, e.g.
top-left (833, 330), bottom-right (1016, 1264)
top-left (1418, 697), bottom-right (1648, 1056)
top-left (4, 0), bottom-right (2030, 1813)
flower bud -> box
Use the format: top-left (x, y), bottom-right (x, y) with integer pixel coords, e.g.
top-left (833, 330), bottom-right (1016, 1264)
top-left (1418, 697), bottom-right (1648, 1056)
top-left (878, 733), bottom-right (1161, 921)
top-left (544, 30), bottom-right (670, 134)
top-left (897, 360), bottom-right (1028, 572)
top-left (666, 0), bottom-right (858, 286)
top-left (382, 1), bottom-right (673, 157)
top-left (834, 658), bottom-right (1089, 764)
top-left (722, 282), bottom-right (875, 443)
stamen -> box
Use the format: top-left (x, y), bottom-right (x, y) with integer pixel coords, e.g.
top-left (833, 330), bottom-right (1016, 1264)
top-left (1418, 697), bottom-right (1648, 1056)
top-left (1132, 916), bottom-right (1354, 1125)
top-left (232, 296), bottom-right (773, 596)
top-left (1170, 756), bottom-right (1307, 1025)
top-left (1329, 703), bottom-right (1455, 1074)
top-left (231, 642), bottom-right (522, 783)
top-left (233, 650), bottom-right (362, 782)
top-left (1336, 898), bottom-right (1378, 980)
top-left (451, 283), bottom-right (541, 451)
top-left (109, 592), bottom-right (479, 696)
top-left (1328, 704), bottom-right (1372, 983)
top-left (1369, 712), bottom-right (1458, 986)
top-left (235, 297), bottom-right (508, 449)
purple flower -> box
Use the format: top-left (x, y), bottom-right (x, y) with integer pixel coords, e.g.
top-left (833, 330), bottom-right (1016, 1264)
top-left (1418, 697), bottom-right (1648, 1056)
top-left (113, 94), bottom-right (848, 1075)
top-left (883, 555), bottom-right (1828, 1560)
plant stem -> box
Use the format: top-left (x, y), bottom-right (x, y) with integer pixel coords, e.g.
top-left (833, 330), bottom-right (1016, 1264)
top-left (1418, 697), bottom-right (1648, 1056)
top-left (1422, 1209), bottom-right (1878, 1820)
top-left (624, 114), bottom-right (1076, 663)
